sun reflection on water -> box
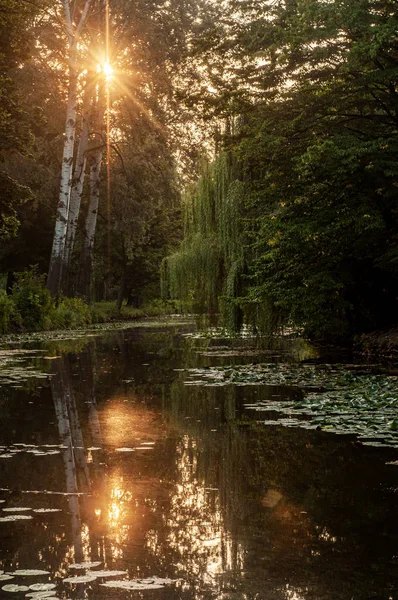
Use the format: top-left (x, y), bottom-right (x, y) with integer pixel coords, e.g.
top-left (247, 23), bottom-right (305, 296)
top-left (161, 434), bottom-right (244, 587)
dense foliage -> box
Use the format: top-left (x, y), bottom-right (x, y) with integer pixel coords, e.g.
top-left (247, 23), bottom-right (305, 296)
top-left (166, 0), bottom-right (398, 340)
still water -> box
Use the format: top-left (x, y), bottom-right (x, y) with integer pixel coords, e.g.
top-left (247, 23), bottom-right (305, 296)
top-left (0, 323), bottom-right (397, 600)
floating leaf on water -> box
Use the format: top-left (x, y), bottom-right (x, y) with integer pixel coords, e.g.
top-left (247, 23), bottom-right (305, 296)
top-left (0, 515), bottom-right (33, 522)
top-left (63, 575), bottom-right (98, 584)
top-left (25, 592), bottom-right (58, 598)
top-left (87, 447), bottom-right (101, 451)
top-left (2, 508), bottom-right (31, 512)
top-left (0, 454), bottom-right (13, 459)
top-left (86, 570), bottom-right (127, 578)
top-left (68, 562), bottom-right (101, 569)
top-left (101, 577), bottom-right (175, 590)
top-left (12, 570), bottom-right (50, 576)
top-left (28, 584), bottom-right (56, 591)
top-left (33, 509), bottom-right (61, 513)
top-left (0, 575), bottom-right (14, 581)
top-left (135, 447), bottom-right (154, 451)
top-left (115, 448), bottom-right (135, 452)
top-left (2, 584), bottom-right (30, 592)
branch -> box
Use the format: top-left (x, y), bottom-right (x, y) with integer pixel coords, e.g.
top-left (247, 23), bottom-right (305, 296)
top-left (74, 0), bottom-right (93, 42)
top-left (62, 0), bottom-right (74, 45)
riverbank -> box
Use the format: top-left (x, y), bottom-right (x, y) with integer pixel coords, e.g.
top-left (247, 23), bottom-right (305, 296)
top-left (355, 328), bottom-right (398, 361)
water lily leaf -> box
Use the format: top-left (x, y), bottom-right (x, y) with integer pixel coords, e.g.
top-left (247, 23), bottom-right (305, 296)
top-left (2, 584), bottom-right (30, 592)
top-left (12, 570), bottom-right (50, 576)
top-left (28, 584), bottom-right (56, 591)
top-left (63, 575), bottom-right (98, 583)
top-left (100, 577), bottom-right (175, 590)
top-left (25, 592), bottom-right (58, 598)
top-left (0, 515), bottom-right (33, 522)
top-left (0, 575), bottom-right (14, 581)
top-left (68, 562), bottom-right (101, 569)
top-left (86, 570), bottom-right (127, 578)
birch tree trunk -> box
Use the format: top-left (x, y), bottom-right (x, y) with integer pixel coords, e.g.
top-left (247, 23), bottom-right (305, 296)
top-left (47, 59), bottom-right (78, 296)
top-left (78, 149), bottom-right (103, 301)
top-left (47, 0), bottom-right (93, 296)
top-left (62, 77), bottom-right (94, 295)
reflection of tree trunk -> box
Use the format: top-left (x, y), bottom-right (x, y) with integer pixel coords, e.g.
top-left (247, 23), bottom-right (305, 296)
top-left (80, 346), bottom-right (104, 471)
top-left (51, 356), bottom-right (84, 561)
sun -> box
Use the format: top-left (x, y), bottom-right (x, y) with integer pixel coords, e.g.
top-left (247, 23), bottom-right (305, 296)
top-left (98, 61), bottom-right (114, 79)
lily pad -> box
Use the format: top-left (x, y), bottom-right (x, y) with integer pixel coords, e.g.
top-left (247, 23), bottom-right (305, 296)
top-left (86, 570), bottom-right (127, 578)
top-left (28, 584), bottom-right (56, 592)
top-left (101, 577), bottom-right (175, 590)
top-left (63, 574), bottom-right (98, 584)
top-left (68, 562), bottom-right (101, 569)
top-left (0, 515), bottom-right (33, 522)
top-left (12, 570), bottom-right (50, 576)
top-left (2, 584), bottom-right (30, 592)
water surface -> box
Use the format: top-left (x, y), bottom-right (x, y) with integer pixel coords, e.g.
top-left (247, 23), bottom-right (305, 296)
top-left (0, 324), bottom-right (397, 600)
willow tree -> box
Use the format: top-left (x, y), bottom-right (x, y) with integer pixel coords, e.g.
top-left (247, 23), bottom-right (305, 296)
top-left (164, 150), bottom-right (247, 329)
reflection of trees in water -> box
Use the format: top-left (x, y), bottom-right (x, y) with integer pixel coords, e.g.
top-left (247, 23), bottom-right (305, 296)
top-left (50, 346), bottom-right (106, 566)
top-left (164, 378), bottom-right (398, 600)
top-left (51, 355), bottom-right (86, 563)
top-left (45, 338), bottom-right (398, 600)
top-left (154, 382), bottom-right (248, 595)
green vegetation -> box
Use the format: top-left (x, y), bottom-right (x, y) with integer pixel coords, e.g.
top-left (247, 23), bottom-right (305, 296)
top-left (164, 0), bottom-right (398, 342)
top-left (183, 362), bottom-right (398, 448)
top-left (0, 268), bottom-right (176, 335)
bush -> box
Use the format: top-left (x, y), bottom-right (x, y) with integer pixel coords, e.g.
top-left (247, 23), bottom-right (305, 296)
top-left (47, 297), bottom-right (92, 330)
top-left (90, 301), bottom-right (120, 323)
top-left (11, 267), bottom-right (52, 330)
top-left (0, 292), bottom-right (16, 334)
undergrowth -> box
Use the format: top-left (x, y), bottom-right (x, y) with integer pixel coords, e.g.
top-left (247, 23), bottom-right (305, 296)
top-left (0, 268), bottom-right (177, 334)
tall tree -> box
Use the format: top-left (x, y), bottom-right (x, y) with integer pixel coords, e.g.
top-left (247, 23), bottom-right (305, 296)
top-left (46, 0), bottom-right (94, 296)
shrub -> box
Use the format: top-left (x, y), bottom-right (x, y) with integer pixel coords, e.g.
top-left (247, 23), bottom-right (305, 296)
top-left (0, 292), bottom-right (16, 334)
top-left (11, 267), bottom-right (52, 330)
top-left (48, 297), bottom-right (92, 330)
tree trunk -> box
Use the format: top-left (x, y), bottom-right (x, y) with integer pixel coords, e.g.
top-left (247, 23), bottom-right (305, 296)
top-left (46, 0), bottom-right (93, 297)
top-left (47, 62), bottom-right (78, 296)
top-left (62, 77), bottom-right (94, 295)
top-left (78, 149), bottom-right (103, 301)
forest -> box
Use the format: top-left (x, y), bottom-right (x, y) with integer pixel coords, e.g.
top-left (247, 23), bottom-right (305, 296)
top-left (0, 0), bottom-right (397, 343)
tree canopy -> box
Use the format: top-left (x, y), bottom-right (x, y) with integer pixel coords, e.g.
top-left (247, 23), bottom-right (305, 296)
top-left (0, 0), bottom-right (397, 339)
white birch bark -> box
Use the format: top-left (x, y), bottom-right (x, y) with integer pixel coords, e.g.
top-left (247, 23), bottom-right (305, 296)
top-left (62, 78), bottom-right (94, 294)
top-left (47, 0), bottom-right (93, 296)
top-left (79, 148), bottom-right (103, 300)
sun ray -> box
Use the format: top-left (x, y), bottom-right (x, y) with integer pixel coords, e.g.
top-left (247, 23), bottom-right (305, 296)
top-left (112, 78), bottom-right (166, 133)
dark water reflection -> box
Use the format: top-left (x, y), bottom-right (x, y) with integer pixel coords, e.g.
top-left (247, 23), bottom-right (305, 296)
top-left (0, 325), bottom-right (397, 600)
